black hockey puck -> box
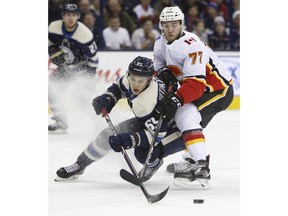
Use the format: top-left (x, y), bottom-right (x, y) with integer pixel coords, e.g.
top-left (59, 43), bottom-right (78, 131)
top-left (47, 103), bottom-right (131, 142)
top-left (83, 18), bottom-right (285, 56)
top-left (193, 199), bottom-right (204, 204)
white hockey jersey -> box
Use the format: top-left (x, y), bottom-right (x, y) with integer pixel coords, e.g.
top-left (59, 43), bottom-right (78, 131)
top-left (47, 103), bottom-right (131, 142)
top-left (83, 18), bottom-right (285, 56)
top-left (153, 30), bottom-right (232, 104)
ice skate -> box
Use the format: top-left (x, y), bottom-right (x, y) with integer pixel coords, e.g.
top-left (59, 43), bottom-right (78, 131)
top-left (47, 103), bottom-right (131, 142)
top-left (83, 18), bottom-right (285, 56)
top-left (166, 158), bottom-right (197, 174)
top-left (48, 115), bottom-right (68, 134)
top-left (173, 160), bottom-right (210, 188)
top-left (166, 155), bottom-right (210, 174)
top-left (54, 163), bottom-right (85, 181)
top-left (138, 159), bottom-right (163, 182)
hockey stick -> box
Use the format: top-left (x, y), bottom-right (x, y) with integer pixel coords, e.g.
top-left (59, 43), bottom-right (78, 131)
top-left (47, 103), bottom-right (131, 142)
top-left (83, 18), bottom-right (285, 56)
top-left (140, 113), bottom-right (164, 176)
top-left (120, 84), bottom-right (174, 186)
top-left (119, 113), bottom-right (164, 186)
top-left (103, 112), bottom-right (169, 203)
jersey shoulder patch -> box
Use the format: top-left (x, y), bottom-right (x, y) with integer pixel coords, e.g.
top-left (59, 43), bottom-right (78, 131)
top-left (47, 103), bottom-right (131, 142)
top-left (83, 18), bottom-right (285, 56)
top-left (48, 20), bottom-right (62, 35)
top-left (132, 81), bottom-right (159, 118)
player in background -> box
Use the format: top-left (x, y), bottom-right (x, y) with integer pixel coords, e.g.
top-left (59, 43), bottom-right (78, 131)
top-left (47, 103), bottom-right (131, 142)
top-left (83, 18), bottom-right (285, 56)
top-left (55, 56), bottom-right (201, 185)
top-left (48, 3), bottom-right (99, 133)
top-left (153, 6), bottom-right (234, 187)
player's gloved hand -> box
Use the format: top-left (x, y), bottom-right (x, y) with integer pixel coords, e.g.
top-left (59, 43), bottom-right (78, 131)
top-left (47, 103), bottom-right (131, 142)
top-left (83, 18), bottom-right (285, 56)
top-left (49, 47), bottom-right (66, 66)
top-left (109, 133), bottom-right (139, 152)
top-left (92, 93), bottom-right (116, 116)
top-left (154, 92), bottom-right (183, 121)
top-left (157, 67), bottom-right (178, 92)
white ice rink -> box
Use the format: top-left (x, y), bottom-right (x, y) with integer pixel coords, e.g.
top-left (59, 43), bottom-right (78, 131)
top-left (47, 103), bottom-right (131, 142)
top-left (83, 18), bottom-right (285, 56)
top-left (48, 103), bottom-right (240, 216)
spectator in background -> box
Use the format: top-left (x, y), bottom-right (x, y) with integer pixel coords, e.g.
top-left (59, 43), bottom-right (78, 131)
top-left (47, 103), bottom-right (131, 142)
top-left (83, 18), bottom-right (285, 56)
top-left (91, 0), bottom-right (100, 16)
top-left (104, 0), bottom-right (137, 36)
top-left (184, 4), bottom-right (200, 32)
top-left (48, 0), bottom-right (63, 25)
top-left (78, 0), bottom-right (97, 22)
top-left (215, 0), bottom-right (229, 21)
top-left (204, 2), bottom-right (219, 33)
top-left (230, 10), bottom-right (240, 50)
top-left (174, 0), bottom-right (206, 16)
top-left (121, 0), bottom-right (139, 10)
top-left (103, 16), bottom-right (131, 50)
top-left (208, 16), bottom-right (230, 50)
top-left (131, 17), bottom-right (160, 50)
top-left (82, 12), bottom-right (106, 50)
top-left (232, 0), bottom-right (240, 11)
top-left (133, 0), bottom-right (156, 24)
top-left (120, 0), bottom-right (139, 24)
top-left (192, 19), bottom-right (208, 44)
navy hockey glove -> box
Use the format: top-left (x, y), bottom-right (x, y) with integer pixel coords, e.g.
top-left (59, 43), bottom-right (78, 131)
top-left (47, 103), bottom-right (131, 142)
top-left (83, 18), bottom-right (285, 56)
top-left (155, 92), bottom-right (183, 121)
top-left (157, 67), bottom-right (178, 92)
top-left (92, 93), bottom-right (117, 116)
top-left (49, 47), bottom-right (66, 66)
top-left (109, 133), bottom-right (139, 152)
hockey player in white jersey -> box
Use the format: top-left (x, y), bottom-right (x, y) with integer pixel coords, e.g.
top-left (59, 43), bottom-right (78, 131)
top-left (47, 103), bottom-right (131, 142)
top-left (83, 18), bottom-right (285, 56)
top-left (153, 6), bottom-right (234, 187)
top-left (48, 3), bottom-right (99, 133)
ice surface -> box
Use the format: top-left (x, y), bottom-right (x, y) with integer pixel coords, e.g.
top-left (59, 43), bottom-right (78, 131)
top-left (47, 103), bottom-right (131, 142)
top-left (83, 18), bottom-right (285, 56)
top-left (49, 106), bottom-right (239, 216)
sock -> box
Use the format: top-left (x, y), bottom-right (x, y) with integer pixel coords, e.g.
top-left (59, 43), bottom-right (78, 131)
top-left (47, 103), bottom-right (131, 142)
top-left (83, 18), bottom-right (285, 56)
top-left (183, 130), bottom-right (206, 162)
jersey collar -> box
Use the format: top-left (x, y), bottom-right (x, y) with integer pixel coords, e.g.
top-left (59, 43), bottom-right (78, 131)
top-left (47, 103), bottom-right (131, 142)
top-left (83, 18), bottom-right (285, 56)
top-left (167, 32), bottom-right (185, 45)
top-left (62, 22), bottom-right (78, 39)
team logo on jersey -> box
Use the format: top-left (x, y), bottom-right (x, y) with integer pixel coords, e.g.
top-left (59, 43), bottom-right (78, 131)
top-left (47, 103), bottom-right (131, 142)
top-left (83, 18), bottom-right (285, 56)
top-left (61, 38), bottom-right (71, 48)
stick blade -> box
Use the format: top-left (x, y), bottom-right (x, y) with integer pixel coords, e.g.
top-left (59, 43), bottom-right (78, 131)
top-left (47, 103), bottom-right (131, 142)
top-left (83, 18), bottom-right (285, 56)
top-left (120, 169), bottom-right (150, 186)
top-left (120, 169), bottom-right (170, 203)
top-left (145, 186), bottom-right (169, 204)
top-left (120, 169), bottom-right (141, 186)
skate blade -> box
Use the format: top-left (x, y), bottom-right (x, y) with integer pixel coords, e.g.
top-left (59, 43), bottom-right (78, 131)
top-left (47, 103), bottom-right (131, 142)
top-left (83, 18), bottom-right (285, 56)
top-left (54, 175), bottom-right (80, 182)
top-left (173, 178), bottom-right (210, 189)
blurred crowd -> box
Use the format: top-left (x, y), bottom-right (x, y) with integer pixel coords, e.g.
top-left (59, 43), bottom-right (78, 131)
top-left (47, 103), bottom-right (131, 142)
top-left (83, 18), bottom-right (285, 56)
top-left (49, 0), bottom-right (240, 51)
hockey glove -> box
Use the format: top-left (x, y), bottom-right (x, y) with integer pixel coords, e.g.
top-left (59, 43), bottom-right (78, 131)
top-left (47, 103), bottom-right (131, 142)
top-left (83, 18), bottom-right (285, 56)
top-left (49, 47), bottom-right (66, 66)
top-left (92, 92), bottom-right (117, 116)
top-left (109, 133), bottom-right (139, 152)
top-left (157, 67), bottom-right (178, 92)
top-left (155, 92), bottom-right (183, 121)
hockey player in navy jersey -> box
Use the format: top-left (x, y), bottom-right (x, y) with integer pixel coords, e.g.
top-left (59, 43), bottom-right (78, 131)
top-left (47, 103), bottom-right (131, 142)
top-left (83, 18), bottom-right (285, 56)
top-left (55, 56), bottom-right (191, 184)
top-left (152, 6), bottom-right (234, 187)
top-left (48, 3), bottom-right (99, 132)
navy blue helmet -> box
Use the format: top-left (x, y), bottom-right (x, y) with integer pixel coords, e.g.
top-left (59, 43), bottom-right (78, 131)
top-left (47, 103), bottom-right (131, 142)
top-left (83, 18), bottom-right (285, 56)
top-left (62, 4), bottom-right (80, 14)
top-left (128, 56), bottom-right (154, 77)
